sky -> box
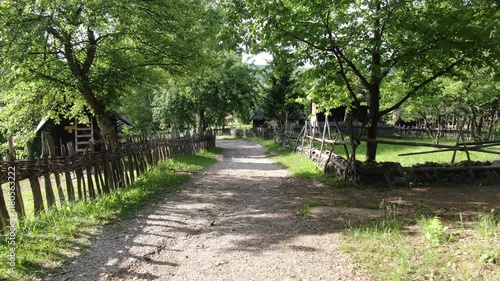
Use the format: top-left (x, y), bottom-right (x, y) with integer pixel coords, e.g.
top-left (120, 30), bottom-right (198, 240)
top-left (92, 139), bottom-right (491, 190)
top-left (242, 52), bottom-right (273, 65)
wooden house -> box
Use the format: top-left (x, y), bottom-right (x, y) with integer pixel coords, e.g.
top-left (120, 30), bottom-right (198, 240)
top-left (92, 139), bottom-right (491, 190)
top-left (35, 113), bottom-right (132, 156)
top-left (310, 101), bottom-right (368, 127)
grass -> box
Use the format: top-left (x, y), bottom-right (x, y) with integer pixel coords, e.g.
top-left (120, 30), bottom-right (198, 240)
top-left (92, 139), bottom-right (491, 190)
top-left (243, 136), bottom-right (499, 280)
top-left (1, 168), bottom-right (143, 220)
top-left (0, 147), bottom-right (222, 281)
top-left (341, 207), bottom-right (500, 281)
top-left (299, 199), bottom-right (329, 218)
top-left (312, 136), bottom-right (500, 166)
top-left (248, 136), bottom-right (352, 188)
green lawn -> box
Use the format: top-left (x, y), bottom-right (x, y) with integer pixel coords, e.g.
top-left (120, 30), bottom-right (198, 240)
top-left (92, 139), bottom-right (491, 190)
top-left (307, 136), bottom-right (500, 166)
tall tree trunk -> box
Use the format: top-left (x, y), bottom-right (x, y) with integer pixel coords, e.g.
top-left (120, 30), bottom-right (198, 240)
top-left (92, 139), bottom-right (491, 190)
top-left (486, 111), bottom-right (496, 141)
top-left (96, 114), bottom-right (118, 150)
top-left (80, 87), bottom-right (118, 150)
top-left (366, 85), bottom-right (380, 162)
top-left (366, 1), bottom-right (382, 162)
top-left (198, 110), bottom-right (206, 136)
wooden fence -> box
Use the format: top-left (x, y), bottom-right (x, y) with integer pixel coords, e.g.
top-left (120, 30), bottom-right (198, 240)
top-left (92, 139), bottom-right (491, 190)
top-left (0, 135), bottom-right (215, 232)
top-left (311, 122), bottom-right (483, 140)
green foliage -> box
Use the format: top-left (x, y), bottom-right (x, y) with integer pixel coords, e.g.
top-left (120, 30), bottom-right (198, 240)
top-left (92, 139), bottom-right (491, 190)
top-left (418, 216), bottom-right (451, 246)
top-left (151, 79), bottom-right (197, 132)
top-left (475, 211), bottom-right (499, 239)
top-left (221, 0), bottom-right (499, 160)
top-left (0, 0), bottom-right (219, 141)
top-left (151, 53), bottom-right (259, 134)
top-left (399, 66), bottom-right (500, 142)
top-left (0, 147), bottom-right (221, 280)
top-left (259, 54), bottom-right (304, 125)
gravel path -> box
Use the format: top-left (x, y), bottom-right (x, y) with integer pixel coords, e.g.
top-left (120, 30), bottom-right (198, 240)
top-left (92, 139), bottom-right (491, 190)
top-left (48, 139), bottom-right (367, 281)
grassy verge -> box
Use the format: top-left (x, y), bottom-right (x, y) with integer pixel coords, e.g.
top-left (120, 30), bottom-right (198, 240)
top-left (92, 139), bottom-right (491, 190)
top-left (249, 137), bottom-right (321, 178)
top-left (0, 148), bottom-right (222, 281)
top-left (248, 136), bottom-right (356, 188)
top-left (341, 208), bottom-right (500, 280)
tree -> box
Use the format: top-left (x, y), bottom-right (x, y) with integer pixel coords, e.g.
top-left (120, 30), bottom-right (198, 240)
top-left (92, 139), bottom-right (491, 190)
top-left (0, 0), bottom-right (216, 147)
top-left (260, 56), bottom-right (303, 128)
top-left (152, 79), bottom-right (197, 133)
top-left (221, 0), bottom-right (499, 161)
top-left (151, 53), bottom-right (258, 135)
top-left (408, 67), bottom-right (499, 141)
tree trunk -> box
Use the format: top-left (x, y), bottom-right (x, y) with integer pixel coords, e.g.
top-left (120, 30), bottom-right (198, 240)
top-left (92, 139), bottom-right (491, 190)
top-left (95, 114), bottom-right (118, 150)
top-left (366, 1), bottom-right (382, 162)
top-left (366, 89), bottom-right (380, 162)
top-left (198, 110), bottom-right (206, 136)
top-left (79, 86), bottom-right (119, 150)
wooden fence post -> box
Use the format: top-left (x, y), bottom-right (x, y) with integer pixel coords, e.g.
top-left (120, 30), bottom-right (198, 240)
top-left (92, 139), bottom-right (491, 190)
top-left (0, 183), bottom-right (10, 233)
top-left (60, 143), bottom-right (76, 201)
top-left (84, 149), bottom-right (96, 198)
top-left (45, 135), bottom-right (65, 204)
top-left (89, 142), bottom-right (103, 195)
top-left (101, 145), bottom-right (113, 193)
top-left (0, 153), bottom-right (11, 233)
top-left (67, 142), bottom-right (87, 200)
top-left (27, 141), bottom-right (45, 214)
top-left (319, 115), bottom-right (329, 164)
top-left (127, 138), bottom-right (135, 183)
top-left (8, 137), bottom-right (25, 219)
top-left (309, 122), bottom-right (316, 158)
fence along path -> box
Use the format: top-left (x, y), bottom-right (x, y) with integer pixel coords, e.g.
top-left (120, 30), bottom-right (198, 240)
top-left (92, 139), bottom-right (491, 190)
top-left (0, 134), bottom-right (215, 232)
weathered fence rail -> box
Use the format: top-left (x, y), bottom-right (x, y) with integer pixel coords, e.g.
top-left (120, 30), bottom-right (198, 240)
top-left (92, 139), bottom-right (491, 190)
top-left (311, 122), bottom-right (488, 140)
top-left (0, 135), bottom-right (215, 232)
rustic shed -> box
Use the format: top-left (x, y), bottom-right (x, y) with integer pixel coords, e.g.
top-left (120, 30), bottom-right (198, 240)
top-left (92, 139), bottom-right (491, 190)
top-left (34, 112), bottom-right (132, 156)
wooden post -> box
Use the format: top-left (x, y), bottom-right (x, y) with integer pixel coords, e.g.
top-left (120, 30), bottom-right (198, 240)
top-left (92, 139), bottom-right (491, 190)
top-left (45, 135), bottom-right (65, 204)
top-left (346, 114), bottom-right (358, 180)
top-left (84, 149), bottom-right (96, 198)
top-left (67, 143), bottom-right (81, 199)
top-left (300, 121), bottom-right (308, 151)
top-left (0, 183), bottom-right (10, 233)
top-left (101, 150), bottom-right (113, 193)
top-left (294, 124), bottom-right (306, 152)
top-left (89, 142), bottom-right (103, 195)
top-left (8, 137), bottom-right (25, 219)
top-left (0, 154), bottom-right (11, 232)
top-left (127, 138), bottom-right (135, 183)
top-left (334, 119), bottom-right (350, 160)
top-left (97, 166), bottom-right (107, 193)
top-left (27, 141), bottom-right (45, 214)
top-left (60, 143), bottom-right (76, 201)
top-left (309, 122), bottom-right (316, 158)
top-left (319, 115), bottom-right (329, 164)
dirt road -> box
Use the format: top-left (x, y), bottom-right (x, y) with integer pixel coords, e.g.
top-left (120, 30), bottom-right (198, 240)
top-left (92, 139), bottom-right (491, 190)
top-left (48, 139), bottom-right (366, 281)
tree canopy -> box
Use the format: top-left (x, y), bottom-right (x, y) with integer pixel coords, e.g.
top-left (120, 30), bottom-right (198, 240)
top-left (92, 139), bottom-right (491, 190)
top-left (0, 0), bottom-right (219, 147)
top-left (151, 53), bottom-right (258, 134)
top-left (221, 0), bottom-right (499, 161)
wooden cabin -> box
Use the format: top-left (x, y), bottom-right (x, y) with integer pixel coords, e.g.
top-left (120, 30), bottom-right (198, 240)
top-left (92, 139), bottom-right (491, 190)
top-left (35, 113), bottom-right (132, 156)
top-left (249, 107), bottom-right (266, 128)
top-left (310, 102), bottom-right (368, 126)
